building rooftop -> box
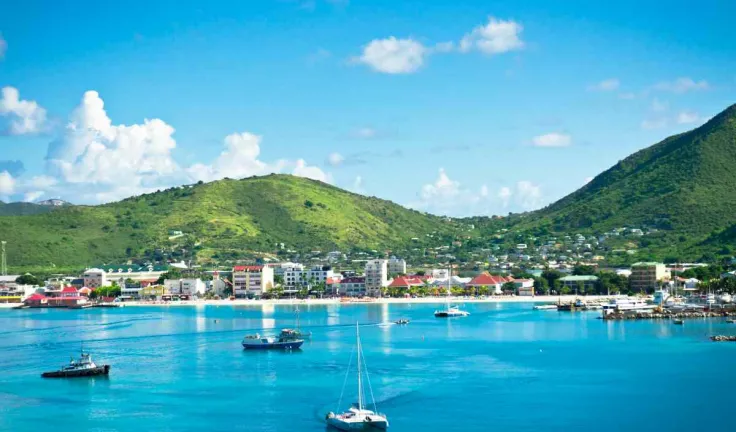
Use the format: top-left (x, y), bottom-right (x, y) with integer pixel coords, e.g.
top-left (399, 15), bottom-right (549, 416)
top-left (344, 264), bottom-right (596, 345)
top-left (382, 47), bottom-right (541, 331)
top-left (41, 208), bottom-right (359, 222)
top-left (559, 275), bottom-right (599, 281)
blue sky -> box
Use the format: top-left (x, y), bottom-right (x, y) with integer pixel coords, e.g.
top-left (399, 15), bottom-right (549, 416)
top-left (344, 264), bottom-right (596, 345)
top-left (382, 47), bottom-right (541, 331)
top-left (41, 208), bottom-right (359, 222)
top-left (1, 0), bottom-right (735, 215)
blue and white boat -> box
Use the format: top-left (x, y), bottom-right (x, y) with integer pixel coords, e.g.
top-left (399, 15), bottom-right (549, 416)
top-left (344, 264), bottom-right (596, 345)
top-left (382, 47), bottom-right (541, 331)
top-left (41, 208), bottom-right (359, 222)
top-left (242, 333), bottom-right (304, 350)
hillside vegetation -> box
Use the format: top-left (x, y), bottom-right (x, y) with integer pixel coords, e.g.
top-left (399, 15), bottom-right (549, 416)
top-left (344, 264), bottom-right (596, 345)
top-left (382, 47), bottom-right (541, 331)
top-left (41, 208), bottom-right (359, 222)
top-left (0, 175), bottom-right (459, 269)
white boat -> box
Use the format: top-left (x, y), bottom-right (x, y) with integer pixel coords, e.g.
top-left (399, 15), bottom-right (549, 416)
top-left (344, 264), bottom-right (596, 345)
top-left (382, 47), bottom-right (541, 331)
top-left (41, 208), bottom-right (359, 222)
top-left (601, 297), bottom-right (654, 315)
top-left (434, 267), bottom-right (469, 318)
top-left (326, 323), bottom-right (389, 430)
top-left (533, 304), bottom-right (558, 310)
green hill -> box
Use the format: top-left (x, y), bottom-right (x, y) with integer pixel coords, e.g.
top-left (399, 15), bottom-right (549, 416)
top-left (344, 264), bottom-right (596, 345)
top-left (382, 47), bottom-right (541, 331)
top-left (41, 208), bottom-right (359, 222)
top-left (0, 174), bottom-right (459, 270)
top-left (518, 103), bottom-right (736, 260)
top-left (0, 201), bottom-right (59, 216)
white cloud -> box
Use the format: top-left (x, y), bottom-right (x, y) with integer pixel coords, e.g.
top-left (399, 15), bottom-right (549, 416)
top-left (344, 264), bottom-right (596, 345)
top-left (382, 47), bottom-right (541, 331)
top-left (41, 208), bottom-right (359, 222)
top-left (498, 186), bottom-right (512, 207)
top-left (641, 118), bottom-right (667, 130)
top-left (44, 90), bottom-right (180, 202)
top-left (353, 127), bottom-right (378, 139)
top-left (292, 159), bottom-right (331, 183)
top-left (676, 111), bottom-right (701, 124)
top-left (327, 152), bottom-right (345, 166)
top-left (515, 180), bottom-right (542, 210)
top-left (653, 77), bottom-right (709, 93)
top-left (650, 98), bottom-right (668, 112)
top-left (23, 191), bottom-right (44, 202)
top-left (0, 33), bottom-right (6, 59)
top-left (351, 175), bottom-right (365, 194)
top-left (459, 17), bottom-right (524, 55)
top-left (187, 131), bottom-right (330, 185)
top-left (354, 37), bottom-right (427, 74)
top-left (588, 78), bottom-right (620, 92)
top-left (0, 86), bottom-right (47, 135)
top-left (532, 133), bottom-right (572, 147)
top-left (410, 168), bottom-right (544, 216)
top-left (0, 171), bottom-right (14, 196)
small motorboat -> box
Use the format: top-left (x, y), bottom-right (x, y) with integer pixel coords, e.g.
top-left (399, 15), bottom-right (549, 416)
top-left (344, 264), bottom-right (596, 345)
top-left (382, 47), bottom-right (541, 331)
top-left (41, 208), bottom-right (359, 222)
top-left (673, 319), bottom-right (684, 325)
top-left (42, 350), bottom-right (110, 378)
top-left (242, 333), bottom-right (303, 350)
top-left (394, 319), bottom-right (410, 325)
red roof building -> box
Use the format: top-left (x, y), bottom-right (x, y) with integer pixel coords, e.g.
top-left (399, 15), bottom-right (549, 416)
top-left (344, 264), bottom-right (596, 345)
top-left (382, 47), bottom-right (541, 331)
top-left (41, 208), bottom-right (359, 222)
top-left (466, 273), bottom-right (514, 294)
top-left (233, 265), bottom-right (264, 272)
top-left (387, 276), bottom-right (426, 289)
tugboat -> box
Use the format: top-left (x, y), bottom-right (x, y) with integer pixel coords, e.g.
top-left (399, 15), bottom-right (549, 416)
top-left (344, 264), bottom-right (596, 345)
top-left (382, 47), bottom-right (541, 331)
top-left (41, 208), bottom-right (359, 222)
top-left (242, 333), bottom-right (304, 350)
top-left (41, 347), bottom-right (110, 378)
top-left (326, 323), bottom-right (389, 430)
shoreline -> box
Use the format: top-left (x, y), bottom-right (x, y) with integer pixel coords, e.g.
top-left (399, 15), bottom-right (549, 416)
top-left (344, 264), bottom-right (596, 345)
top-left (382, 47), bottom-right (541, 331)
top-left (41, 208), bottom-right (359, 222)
top-left (1, 295), bottom-right (611, 309)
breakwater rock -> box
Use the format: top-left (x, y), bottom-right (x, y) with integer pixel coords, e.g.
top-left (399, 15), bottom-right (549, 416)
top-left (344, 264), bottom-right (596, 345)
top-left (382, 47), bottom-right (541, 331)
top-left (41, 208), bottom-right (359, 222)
top-left (604, 310), bottom-right (736, 321)
top-left (710, 335), bottom-right (736, 342)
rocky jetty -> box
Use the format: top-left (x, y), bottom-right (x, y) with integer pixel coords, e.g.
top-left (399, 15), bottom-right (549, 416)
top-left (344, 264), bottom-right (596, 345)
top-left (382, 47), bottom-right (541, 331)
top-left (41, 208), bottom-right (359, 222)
top-left (710, 335), bottom-right (736, 342)
top-left (603, 309), bottom-right (736, 321)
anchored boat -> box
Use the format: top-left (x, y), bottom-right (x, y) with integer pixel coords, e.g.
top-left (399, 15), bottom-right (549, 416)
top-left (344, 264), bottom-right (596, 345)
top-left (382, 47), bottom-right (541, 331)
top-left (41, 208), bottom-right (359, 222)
top-left (242, 333), bottom-right (303, 350)
top-left (326, 323), bottom-right (389, 430)
top-left (41, 347), bottom-right (110, 378)
top-left (434, 267), bottom-right (469, 318)
top-left (280, 306), bottom-right (312, 341)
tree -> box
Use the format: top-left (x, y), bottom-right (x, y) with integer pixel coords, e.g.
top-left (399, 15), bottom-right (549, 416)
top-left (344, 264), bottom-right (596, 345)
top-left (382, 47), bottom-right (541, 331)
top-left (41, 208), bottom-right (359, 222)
top-left (15, 274), bottom-right (41, 286)
top-left (502, 281), bottom-right (516, 295)
top-left (572, 265), bottom-right (596, 276)
top-left (533, 277), bottom-right (549, 295)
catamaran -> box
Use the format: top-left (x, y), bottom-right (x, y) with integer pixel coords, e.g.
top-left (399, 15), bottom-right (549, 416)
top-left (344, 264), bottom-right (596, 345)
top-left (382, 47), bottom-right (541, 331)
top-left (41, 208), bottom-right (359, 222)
top-left (434, 268), bottom-right (469, 318)
top-left (326, 323), bottom-right (389, 430)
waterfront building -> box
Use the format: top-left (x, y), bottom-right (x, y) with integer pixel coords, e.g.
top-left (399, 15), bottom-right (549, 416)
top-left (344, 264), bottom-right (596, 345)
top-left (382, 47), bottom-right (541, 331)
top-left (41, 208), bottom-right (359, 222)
top-left (83, 268), bottom-right (108, 288)
top-left (364, 259), bottom-right (389, 297)
top-left (329, 277), bottom-right (366, 297)
top-left (281, 265), bottom-right (337, 289)
top-left (232, 265), bottom-right (274, 298)
top-left (466, 273), bottom-right (514, 295)
top-left (164, 278), bottom-right (206, 297)
top-left (99, 264), bottom-right (168, 286)
top-left (630, 262), bottom-right (667, 292)
top-left (514, 278), bottom-right (535, 296)
top-left (386, 276), bottom-right (425, 292)
top-left (388, 257), bottom-right (407, 275)
top-left (559, 275), bottom-right (599, 292)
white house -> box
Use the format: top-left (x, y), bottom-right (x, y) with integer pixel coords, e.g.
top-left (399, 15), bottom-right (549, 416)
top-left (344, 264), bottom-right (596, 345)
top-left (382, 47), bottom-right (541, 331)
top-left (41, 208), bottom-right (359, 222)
top-left (388, 257), bottom-right (407, 275)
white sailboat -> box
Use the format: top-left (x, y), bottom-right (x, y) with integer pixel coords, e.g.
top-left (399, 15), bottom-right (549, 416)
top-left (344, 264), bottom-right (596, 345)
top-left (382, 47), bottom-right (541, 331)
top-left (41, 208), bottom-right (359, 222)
top-left (434, 267), bottom-right (469, 318)
top-left (326, 323), bottom-right (389, 430)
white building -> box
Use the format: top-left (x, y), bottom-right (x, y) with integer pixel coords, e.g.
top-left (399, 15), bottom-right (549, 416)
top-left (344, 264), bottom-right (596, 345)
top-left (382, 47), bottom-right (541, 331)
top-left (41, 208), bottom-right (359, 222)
top-left (364, 259), bottom-right (389, 297)
top-left (83, 268), bottom-right (109, 288)
top-left (164, 278), bottom-right (206, 296)
top-left (282, 265), bottom-right (336, 289)
top-left (514, 278), bottom-right (535, 296)
top-left (207, 278), bottom-right (227, 296)
top-left (329, 277), bottom-right (366, 297)
top-left (232, 265), bottom-right (274, 298)
top-left (388, 257), bottom-right (407, 275)
top-left (268, 262), bottom-right (305, 278)
top-left (101, 264), bottom-right (168, 286)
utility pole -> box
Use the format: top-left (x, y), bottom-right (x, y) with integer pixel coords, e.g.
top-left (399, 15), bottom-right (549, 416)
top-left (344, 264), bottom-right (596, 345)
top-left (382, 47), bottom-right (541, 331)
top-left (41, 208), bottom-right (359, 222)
top-left (1, 241), bottom-right (6, 276)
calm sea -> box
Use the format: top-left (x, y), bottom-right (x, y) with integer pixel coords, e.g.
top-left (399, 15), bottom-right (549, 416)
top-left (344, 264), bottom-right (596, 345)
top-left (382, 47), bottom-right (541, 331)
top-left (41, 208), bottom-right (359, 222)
top-left (1, 302), bottom-right (735, 431)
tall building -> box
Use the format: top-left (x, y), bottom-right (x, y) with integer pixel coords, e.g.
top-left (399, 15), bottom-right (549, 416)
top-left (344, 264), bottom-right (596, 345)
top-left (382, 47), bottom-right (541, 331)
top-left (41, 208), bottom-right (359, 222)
top-left (388, 257), bottom-right (407, 275)
top-left (364, 259), bottom-right (389, 297)
top-left (630, 262), bottom-right (667, 292)
top-left (232, 265), bottom-right (274, 298)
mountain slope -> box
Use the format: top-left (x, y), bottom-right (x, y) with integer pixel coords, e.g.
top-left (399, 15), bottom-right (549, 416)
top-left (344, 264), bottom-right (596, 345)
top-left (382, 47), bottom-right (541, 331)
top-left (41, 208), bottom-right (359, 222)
top-left (0, 174), bottom-right (458, 268)
top-left (520, 103), bottom-right (736, 257)
top-left (0, 201), bottom-right (60, 216)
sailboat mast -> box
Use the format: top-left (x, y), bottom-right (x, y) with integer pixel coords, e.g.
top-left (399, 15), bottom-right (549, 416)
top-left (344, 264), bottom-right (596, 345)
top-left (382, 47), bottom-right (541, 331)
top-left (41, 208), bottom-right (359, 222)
top-left (356, 322), bottom-right (363, 411)
top-left (447, 266), bottom-right (451, 307)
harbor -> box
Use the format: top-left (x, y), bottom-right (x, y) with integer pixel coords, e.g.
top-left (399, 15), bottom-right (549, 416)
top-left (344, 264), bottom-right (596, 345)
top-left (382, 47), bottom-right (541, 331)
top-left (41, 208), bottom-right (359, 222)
top-left (2, 301), bottom-right (735, 432)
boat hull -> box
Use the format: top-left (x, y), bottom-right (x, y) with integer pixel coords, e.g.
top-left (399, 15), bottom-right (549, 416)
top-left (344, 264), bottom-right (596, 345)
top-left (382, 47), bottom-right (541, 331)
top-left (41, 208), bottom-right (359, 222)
top-left (434, 312), bottom-right (468, 318)
top-left (242, 340), bottom-right (303, 350)
top-left (327, 416), bottom-right (388, 430)
top-left (41, 365), bottom-right (110, 378)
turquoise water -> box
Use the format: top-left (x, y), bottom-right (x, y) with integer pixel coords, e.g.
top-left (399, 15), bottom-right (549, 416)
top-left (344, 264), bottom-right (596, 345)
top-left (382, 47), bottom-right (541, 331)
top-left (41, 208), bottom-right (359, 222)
top-left (1, 302), bottom-right (735, 431)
